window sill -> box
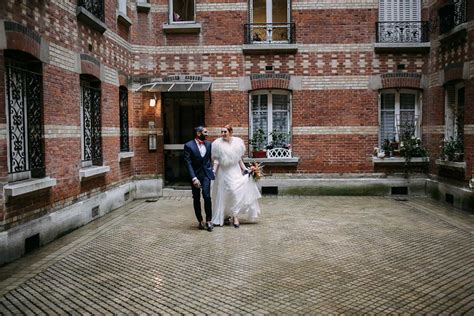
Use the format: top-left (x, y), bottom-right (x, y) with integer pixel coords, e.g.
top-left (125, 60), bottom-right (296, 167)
top-left (242, 44), bottom-right (298, 54)
top-left (439, 22), bottom-right (468, 43)
top-left (76, 6), bottom-right (107, 33)
top-left (243, 157), bottom-right (299, 166)
top-left (4, 177), bottom-right (57, 197)
top-left (117, 12), bottom-right (133, 27)
top-left (136, 2), bottom-right (151, 13)
top-left (118, 151), bottom-right (135, 161)
top-left (435, 159), bottom-right (466, 170)
top-left (374, 42), bottom-right (430, 53)
top-left (372, 157), bottom-right (429, 165)
top-left (163, 23), bottom-right (201, 34)
top-left (79, 165), bottom-right (110, 180)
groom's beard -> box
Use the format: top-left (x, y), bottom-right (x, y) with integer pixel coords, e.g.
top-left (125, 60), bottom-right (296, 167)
top-left (198, 134), bottom-right (206, 141)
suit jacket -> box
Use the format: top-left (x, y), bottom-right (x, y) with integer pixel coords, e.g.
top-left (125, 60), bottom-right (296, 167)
top-left (183, 139), bottom-right (215, 181)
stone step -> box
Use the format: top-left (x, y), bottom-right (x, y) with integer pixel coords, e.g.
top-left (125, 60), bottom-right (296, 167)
top-left (162, 188), bottom-right (192, 197)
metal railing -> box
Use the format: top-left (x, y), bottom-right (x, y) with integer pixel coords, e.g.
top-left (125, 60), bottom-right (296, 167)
top-left (244, 23), bottom-right (296, 44)
top-left (78, 0), bottom-right (105, 22)
top-left (376, 21), bottom-right (429, 43)
top-left (439, 0), bottom-right (467, 34)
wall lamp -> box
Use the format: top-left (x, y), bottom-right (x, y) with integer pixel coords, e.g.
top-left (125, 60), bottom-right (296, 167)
top-left (149, 94), bottom-right (157, 107)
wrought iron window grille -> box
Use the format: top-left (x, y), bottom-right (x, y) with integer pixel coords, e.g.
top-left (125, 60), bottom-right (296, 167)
top-left (78, 0), bottom-right (105, 22)
top-left (119, 87), bottom-right (130, 152)
top-left (244, 23), bottom-right (296, 44)
top-left (81, 82), bottom-right (103, 166)
top-left (376, 21), bottom-right (429, 43)
top-left (438, 0), bottom-right (467, 34)
top-left (5, 60), bottom-right (45, 179)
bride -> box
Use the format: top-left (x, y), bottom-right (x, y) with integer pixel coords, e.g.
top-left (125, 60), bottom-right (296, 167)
top-left (211, 124), bottom-right (261, 228)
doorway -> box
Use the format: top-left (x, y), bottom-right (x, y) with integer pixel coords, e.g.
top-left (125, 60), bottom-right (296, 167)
top-left (163, 92), bottom-right (205, 187)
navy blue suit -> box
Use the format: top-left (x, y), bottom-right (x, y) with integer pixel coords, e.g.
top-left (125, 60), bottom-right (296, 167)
top-left (184, 139), bottom-right (214, 223)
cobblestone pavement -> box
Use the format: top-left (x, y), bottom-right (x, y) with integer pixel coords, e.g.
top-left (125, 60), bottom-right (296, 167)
top-left (0, 196), bottom-right (473, 314)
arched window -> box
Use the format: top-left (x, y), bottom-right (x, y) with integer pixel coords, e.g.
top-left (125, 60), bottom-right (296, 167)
top-left (249, 90), bottom-right (291, 151)
top-left (379, 89), bottom-right (421, 145)
top-left (119, 86), bottom-right (129, 152)
top-left (4, 50), bottom-right (45, 181)
top-left (80, 74), bottom-right (102, 166)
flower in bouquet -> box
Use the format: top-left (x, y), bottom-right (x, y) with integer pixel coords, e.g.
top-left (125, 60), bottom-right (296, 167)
top-left (248, 161), bottom-right (264, 181)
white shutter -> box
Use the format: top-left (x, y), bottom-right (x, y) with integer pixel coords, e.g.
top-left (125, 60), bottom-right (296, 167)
top-left (379, 0), bottom-right (420, 21)
top-left (118, 0), bottom-right (127, 13)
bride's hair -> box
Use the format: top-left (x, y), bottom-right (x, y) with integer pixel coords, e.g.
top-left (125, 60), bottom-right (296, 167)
top-left (223, 124), bottom-right (233, 134)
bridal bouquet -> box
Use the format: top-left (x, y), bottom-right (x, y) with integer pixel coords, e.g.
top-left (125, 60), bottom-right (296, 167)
top-left (248, 161), bottom-right (264, 181)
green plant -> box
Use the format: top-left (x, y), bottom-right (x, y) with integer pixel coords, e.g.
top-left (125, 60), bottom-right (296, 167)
top-left (250, 128), bottom-right (267, 151)
top-left (398, 121), bottom-right (428, 165)
top-left (266, 130), bottom-right (291, 149)
top-left (440, 137), bottom-right (464, 162)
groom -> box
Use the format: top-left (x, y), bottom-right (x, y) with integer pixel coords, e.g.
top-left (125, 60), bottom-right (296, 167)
top-left (184, 126), bottom-right (215, 232)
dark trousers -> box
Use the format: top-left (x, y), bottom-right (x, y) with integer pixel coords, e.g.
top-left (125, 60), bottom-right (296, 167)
top-left (191, 176), bottom-right (212, 222)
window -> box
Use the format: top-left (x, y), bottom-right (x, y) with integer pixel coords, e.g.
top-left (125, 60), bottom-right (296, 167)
top-left (250, 90), bottom-right (291, 150)
top-left (119, 87), bottom-right (129, 152)
top-left (379, 89), bottom-right (421, 145)
top-left (78, 0), bottom-right (105, 22)
top-left (444, 83), bottom-right (464, 144)
top-left (80, 75), bottom-right (103, 166)
top-left (169, 0), bottom-right (195, 23)
top-left (4, 50), bottom-right (45, 182)
top-left (249, 0), bottom-right (291, 43)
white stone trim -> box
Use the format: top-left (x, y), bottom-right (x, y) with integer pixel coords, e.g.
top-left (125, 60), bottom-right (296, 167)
top-left (44, 125), bottom-right (81, 138)
top-left (212, 77), bottom-right (241, 91)
top-left (301, 76), bottom-right (370, 90)
top-left (293, 126), bottom-right (377, 135)
top-left (422, 125), bottom-right (445, 134)
top-left (464, 125), bottom-right (474, 135)
top-left (0, 123), bottom-right (6, 140)
top-left (435, 159), bottom-right (466, 170)
top-left (79, 165), bottom-right (110, 180)
top-left (102, 127), bottom-right (121, 137)
top-left (207, 127), bottom-right (247, 136)
top-left (130, 128), bottom-right (164, 136)
top-left (51, 0), bottom-right (76, 15)
top-left (293, 0), bottom-right (377, 10)
top-left (118, 151), bottom-right (135, 161)
top-left (372, 157), bottom-right (429, 164)
top-left (49, 43), bottom-right (77, 73)
top-left (103, 65), bottom-right (119, 86)
top-left (4, 177), bottom-right (57, 197)
top-left (196, 3), bottom-right (247, 11)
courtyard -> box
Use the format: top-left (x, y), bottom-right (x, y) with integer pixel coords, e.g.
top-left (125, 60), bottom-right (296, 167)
top-left (0, 196), bottom-right (472, 314)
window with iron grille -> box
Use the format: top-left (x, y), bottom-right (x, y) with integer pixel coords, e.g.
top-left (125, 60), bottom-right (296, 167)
top-left (379, 89), bottom-right (421, 145)
top-left (4, 50), bottom-right (45, 182)
top-left (80, 75), bottom-right (103, 166)
top-left (250, 90), bottom-right (291, 150)
top-left (78, 0), bottom-right (105, 21)
top-left (169, 0), bottom-right (195, 23)
top-left (444, 83), bottom-right (464, 145)
top-left (119, 87), bottom-right (129, 152)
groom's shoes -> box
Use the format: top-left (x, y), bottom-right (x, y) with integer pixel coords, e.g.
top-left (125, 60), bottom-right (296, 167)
top-left (206, 222), bottom-right (214, 232)
top-left (198, 222), bottom-right (205, 230)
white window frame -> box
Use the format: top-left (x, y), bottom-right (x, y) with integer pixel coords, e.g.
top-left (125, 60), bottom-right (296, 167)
top-left (249, 89), bottom-right (292, 146)
top-left (169, 0), bottom-right (196, 24)
top-left (379, 0), bottom-right (421, 21)
top-left (379, 89), bottom-right (421, 145)
top-left (249, 0), bottom-right (291, 43)
top-left (444, 82), bottom-right (464, 140)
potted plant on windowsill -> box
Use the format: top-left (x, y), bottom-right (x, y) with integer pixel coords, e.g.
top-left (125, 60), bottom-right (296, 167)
top-left (251, 128), bottom-right (267, 158)
top-left (440, 137), bottom-right (464, 162)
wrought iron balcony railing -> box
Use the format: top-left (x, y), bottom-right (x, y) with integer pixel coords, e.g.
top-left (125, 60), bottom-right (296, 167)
top-left (439, 0), bottom-right (467, 34)
top-left (78, 0), bottom-right (105, 22)
top-left (244, 23), bottom-right (296, 44)
top-left (376, 21), bottom-right (429, 43)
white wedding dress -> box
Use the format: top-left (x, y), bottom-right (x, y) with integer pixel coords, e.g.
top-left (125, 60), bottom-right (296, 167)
top-left (211, 137), bottom-right (261, 226)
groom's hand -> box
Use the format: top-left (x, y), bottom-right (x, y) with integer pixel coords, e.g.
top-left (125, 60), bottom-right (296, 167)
top-left (192, 179), bottom-right (201, 188)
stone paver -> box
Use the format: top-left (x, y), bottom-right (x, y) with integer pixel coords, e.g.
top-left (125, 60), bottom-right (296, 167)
top-left (0, 196), bottom-right (473, 314)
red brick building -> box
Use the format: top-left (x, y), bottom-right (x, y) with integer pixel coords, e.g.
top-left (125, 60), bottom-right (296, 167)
top-left (0, 0), bottom-right (472, 264)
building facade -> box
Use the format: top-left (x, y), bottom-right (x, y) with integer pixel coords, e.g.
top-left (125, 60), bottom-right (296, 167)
top-left (0, 0), bottom-right (472, 264)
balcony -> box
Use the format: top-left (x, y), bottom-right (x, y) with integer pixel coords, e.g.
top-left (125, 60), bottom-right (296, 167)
top-left (375, 21), bottom-right (430, 53)
top-left (243, 23), bottom-right (297, 54)
top-left (439, 0), bottom-right (467, 34)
